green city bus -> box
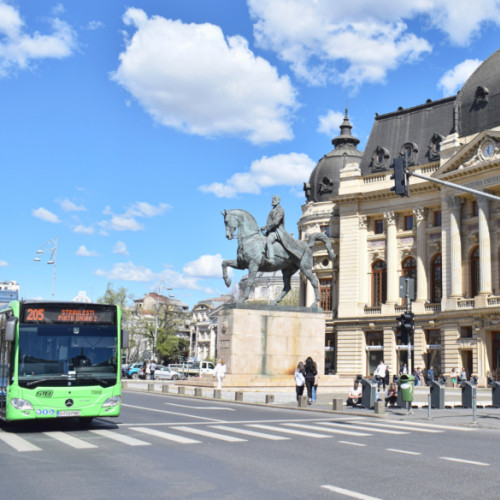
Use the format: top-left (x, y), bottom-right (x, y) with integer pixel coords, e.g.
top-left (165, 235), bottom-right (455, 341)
top-left (0, 300), bottom-right (128, 423)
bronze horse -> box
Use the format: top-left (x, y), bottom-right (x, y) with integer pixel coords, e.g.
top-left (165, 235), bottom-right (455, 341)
top-left (221, 209), bottom-right (335, 309)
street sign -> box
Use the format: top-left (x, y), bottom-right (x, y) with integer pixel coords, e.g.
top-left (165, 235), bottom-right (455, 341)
top-left (399, 276), bottom-right (415, 300)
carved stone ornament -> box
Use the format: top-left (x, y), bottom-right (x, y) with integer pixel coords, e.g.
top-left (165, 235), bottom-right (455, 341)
top-left (446, 195), bottom-right (464, 211)
top-left (383, 211), bottom-right (397, 225)
top-left (400, 142), bottom-right (419, 166)
top-left (370, 145), bottom-right (391, 172)
top-left (221, 318), bottom-right (228, 334)
top-left (413, 208), bottom-right (426, 223)
top-left (427, 133), bottom-right (444, 162)
top-left (358, 215), bottom-right (368, 229)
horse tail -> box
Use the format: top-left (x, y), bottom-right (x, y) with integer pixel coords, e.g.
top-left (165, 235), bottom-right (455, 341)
top-left (307, 233), bottom-right (336, 262)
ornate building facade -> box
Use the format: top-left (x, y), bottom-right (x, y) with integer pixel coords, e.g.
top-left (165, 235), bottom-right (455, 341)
top-left (299, 49), bottom-right (500, 385)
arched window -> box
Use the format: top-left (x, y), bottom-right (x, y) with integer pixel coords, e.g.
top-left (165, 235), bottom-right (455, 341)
top-left (402, 257), bottom-right (417, 301)
top-left (471, 246), bottom-right (480, 297)
top-left (319, 279), bottom-right (333, 311)
top-left (372, 260), bottom-right (387, 307)
top-left (431, 254), bottom-right (442, 303)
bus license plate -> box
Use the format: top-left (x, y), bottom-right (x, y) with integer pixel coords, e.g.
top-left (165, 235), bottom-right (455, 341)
top-left (57, 411), bottom-right (81, 417)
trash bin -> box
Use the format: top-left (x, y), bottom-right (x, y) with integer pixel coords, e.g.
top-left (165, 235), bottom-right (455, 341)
top-left (399, 374), bottom-right (415, 402)
top-left (430, 379), bottom-right (445, 409)
top-left (360, 378), bottom-right (378, 409)
top-left (461, 380), bottom-right (476, 408)
top-left (490, 381), bottom-right (500, 407)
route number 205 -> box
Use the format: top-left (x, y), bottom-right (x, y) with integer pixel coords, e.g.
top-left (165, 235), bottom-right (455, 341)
top-left (26, 308), bottom-right (45, 321)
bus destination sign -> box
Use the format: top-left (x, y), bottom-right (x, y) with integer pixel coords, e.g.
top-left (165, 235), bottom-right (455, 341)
top-left (22, 305), bottom-right (116, 325)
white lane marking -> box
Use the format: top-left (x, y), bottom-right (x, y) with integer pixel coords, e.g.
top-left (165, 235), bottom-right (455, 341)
top-left (321, 484), bottom-right (383, 499)
top-left (0, 430), bottom-right (41, 452)
top-left (284, 423), bottom-right (371, 437)
top-left (350, 421), bottom-right (441, 434)
top-left (248, 424), bottom-right (332, 438)
top-left (354, 417), bottom-right (473, 432)
top-left (317, 422), bottom-right (407, 435)
top-left (122, 403), bottom-right (224, 422)
top-left (440, 457), bottom-right (490, 466)
top-left (339, 441), bottom-right (366, 447)
top-left (43, 431), bottom-right (97, 449)
top-left (210, 425), bottom-right (290, 441)
top-left (90, 429), bottom-right (151, 446)
top-left (165, 403), bottom-right (235, 411)
top-left (171, 426), bottom-right (247, 442)
top-left (386, 448), bottom-right (421, 456)
top-left (134, 426), bottom-right (200, 444)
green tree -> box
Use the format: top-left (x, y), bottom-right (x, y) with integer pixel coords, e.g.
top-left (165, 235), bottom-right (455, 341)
top-left (155, 303), bottom-right (190, 363)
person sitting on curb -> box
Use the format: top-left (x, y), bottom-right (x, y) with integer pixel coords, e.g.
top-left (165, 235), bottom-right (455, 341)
top-left (385, 383), bottom-right (398, 407)
top-left (346, 380), bottom-right (362, 407)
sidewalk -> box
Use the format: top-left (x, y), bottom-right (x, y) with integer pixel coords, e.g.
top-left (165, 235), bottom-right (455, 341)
top-left (123, 380), bottom-right (500, 429)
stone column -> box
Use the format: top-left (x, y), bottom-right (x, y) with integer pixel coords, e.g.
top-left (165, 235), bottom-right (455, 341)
top-left (384, 211), bottom-right (398, 304)
top-left (477, 196), bottom-right (492, 295)
top-left (358, 215), bottom-right (368, 305)
top-left (414, 208), bottom-right (427, 302)
top-left (446, 196), bottom-right (463, 297)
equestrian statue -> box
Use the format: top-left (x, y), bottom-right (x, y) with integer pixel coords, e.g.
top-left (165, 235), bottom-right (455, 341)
top-left (221, 195), bottom-right (336, 309)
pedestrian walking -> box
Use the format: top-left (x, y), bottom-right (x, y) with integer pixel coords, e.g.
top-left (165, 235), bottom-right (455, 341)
top-left (450, 367), bottom-right (458, 387)
top-left (213, 359), bottom-right (227, 389)
top-left (294, 361), bottom-right (305, 402)
top-left (427, 365), bottom-right (435, 385)
top-left (374, 359), bottom-right (387, 389)
top-left (312, 361), bottom-right (319, 403)
top-left (150, 360), bottom-right (156, 380)
top-left (413, 366), bottom-right (421, 386)
top-left (304, 357), bottom-right (317, 405)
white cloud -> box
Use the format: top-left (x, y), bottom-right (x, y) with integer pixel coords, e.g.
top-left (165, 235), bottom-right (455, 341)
top-left (94, 261), bottom-right (214, 293)
top-left (57, 198), bottom-right (86, 212)
top-left (438, 58), bottom-right (482, 96)
top-left (317, 110), bottom-right (345, 137)
top-left (183, 254), bottom-right (228, 278)
top-left (99, 201), bottom-right (169, 232)
top-left (0, 1), bottom-right (77, 78)
top-left (0, 260), bottom-right (8, 267)
top-left (199, 152), bottom-right (315, 198)
top-left (248, 0), bottom-right (500, 89)
top-left (113, 241), bottom-right (129, 255)
top-left (85, 20), bottom-right (104, 31)
top-left (111, 8), bottom-right (297, 144)
top-left (125, 202), bottom-right (170, 218)
top-left (32, 207), bottom-right (60, 223)
top-left (76, 245), bottom-right (99, 257)
top-left (73, 225), bottom-right (94, 234)
top-left (105, 216), bottom-right (144, 232)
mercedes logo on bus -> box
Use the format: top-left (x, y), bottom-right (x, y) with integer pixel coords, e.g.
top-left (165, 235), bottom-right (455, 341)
top-left (65, 399), bottom-right (74, 407)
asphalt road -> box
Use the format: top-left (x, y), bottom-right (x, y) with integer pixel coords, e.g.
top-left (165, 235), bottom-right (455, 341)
top-left (0, 389), bottom-right (498, 499)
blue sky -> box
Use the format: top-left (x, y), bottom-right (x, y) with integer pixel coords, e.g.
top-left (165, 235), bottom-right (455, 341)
top-left (2, 0), bottom-right (500, 307)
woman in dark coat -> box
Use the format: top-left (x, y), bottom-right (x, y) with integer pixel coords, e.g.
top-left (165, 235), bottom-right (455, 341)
top-left (304, 357), bottom-right (317, 405)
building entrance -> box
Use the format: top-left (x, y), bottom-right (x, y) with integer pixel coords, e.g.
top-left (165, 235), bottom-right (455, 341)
top-left (491, 332), bottom-right (500, 380)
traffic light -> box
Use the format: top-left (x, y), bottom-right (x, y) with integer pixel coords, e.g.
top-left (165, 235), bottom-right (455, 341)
top-left (390, 157), bottom-right (406, 197)
top-left (396, 311), bottom-right (414, 344)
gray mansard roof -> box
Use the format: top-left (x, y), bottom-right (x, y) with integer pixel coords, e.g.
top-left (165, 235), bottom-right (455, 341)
top-left (359, 97), bottom-right (455, 176)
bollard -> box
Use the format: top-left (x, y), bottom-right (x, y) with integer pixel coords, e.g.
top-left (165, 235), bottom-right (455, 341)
top-left (332, 398), bottom-right (344, 411)
top-left (147, 383), bottom-right (154, 392)
top-left (178, 386), bottom-right (185, 395)
top-left (235, 391), bottom-right (244, 402)
top-left (374, 400), bottom-right (385, 415)
top-left (472, 388), bottom-right (477, 425)
top-left (194, 388), bottom-right (202, 397)
top-left (213, 389), bottom-right (222, 399)
top-left (298, 395), bottom-right (308, 407)
top-left (162, 384), bottom-right (169, 394)
top-left (427, 392), bottom-right (432, 419)
top-left (122, 380), bottom-right (128, 389)
top-left (265, 394), bottom-right (275, 404)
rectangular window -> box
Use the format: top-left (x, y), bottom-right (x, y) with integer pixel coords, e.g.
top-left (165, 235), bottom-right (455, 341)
top-left (434, 210), bottom-right (441, 226)
top-left (320, 225), bottom-right (330, 237)
top-left (404, 215), bottom-right (414, 230)
top-left (319, 279), bottom-right (332, 311)
top-left (374, 219), bottom-right (384, 234)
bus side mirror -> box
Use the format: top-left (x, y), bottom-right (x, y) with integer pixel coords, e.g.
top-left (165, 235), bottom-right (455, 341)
top-left (121, 329), bottom-right (129, 349)
top-left (5, 317), bottom-right (18, 342)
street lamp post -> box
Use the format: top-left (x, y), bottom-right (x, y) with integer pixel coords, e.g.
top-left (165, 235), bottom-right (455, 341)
top-left (153, 282), bottom-right (172, 360)
top-left (34, 236), bottom-right (58, 299)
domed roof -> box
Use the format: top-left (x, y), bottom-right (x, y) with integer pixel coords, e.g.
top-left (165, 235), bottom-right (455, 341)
top-left (304, 109), bottom-right (362, 203)
top-left (458, 48), bottom-right (500, 138)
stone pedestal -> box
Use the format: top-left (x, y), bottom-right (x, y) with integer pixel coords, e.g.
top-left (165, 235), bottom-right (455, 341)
top-left (217, 303), bottom-right (325, 387)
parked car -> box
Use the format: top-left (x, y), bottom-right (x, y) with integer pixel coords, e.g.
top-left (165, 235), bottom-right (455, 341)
top-left (127, 362), bottom-right (145, 379)
top-left (167, 361), bottom-right (215, 377)
top-left (154, 365), bottom-right (184, 381)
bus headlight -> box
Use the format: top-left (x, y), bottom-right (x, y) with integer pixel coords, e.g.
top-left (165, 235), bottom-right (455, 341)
top-left (102, 396), bottom-right (121, 407)
top-left (10, 398), bottom-right (34, 410)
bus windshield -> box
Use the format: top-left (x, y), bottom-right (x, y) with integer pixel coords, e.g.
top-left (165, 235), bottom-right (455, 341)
top-left (18, 324), bottom-right (118, 388)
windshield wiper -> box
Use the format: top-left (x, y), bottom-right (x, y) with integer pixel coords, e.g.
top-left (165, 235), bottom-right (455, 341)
top-left (75, 373), bottom-right (115, 385)
top-left (23, 376), bottom-right (67, 387)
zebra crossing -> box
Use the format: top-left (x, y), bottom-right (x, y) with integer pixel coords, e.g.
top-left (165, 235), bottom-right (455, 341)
top-left (0, 417), bottom-right (473, 453)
